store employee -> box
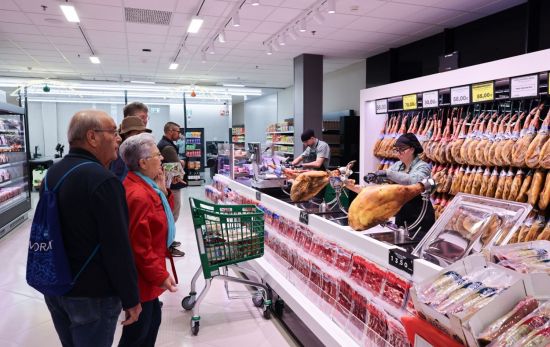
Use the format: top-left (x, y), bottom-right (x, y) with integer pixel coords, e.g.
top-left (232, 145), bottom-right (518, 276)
top-left (291, 129), bottom-right (330, 170)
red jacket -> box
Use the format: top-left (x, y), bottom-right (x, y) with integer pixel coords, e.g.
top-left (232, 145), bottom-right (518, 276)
top-left (123, 171), bottom-right (174, 302)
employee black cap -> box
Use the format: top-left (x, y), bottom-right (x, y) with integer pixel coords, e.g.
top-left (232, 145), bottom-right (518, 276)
top-left (395, 133), bottom-right (423, 154)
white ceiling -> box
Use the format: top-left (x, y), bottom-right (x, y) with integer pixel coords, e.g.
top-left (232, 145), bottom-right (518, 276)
top-left (0, 0), bottom-right (526, 89)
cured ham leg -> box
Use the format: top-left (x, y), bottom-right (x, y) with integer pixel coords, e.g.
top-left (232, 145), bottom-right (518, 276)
top-left (348, 182), bottom-right (426, 231)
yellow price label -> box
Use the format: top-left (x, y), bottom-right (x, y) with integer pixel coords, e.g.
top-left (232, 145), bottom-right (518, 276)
top-left (472, 82), bottom-right (494, 102)
top-left (403, 94), bottom-right (417, 110)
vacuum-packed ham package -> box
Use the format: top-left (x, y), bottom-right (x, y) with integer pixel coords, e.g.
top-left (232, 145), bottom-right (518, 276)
top-left (293, 255), bottom-right (311, 280)
top-left (334, 246), bottom-right (353, 273)
top-left (294, 226), bottom-right (313, 252)
top-left (337, 278), bottom-right (353, 311)
top-left (364, 260), bottom-right (387, 295)
top-left (381, 272), bottom-right (412, 308)
top-left (322, 271), bottom-right (338, 301)
top-left (351, 290), bottom-right (368, 324)
top-left (366, 301), bottom-right (388, 344)
top-left (386, 315), bottom-right (411, 347)
top-left (350, 255), bottom-right (367, 284)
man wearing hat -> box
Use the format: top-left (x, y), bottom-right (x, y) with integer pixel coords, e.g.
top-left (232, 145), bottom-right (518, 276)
top-left (109, 116), bottom-right (151, 181)
top-left (368, 133), bottom-right (435, 241)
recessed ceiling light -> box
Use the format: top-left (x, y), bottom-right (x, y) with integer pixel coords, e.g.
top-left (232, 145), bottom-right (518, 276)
top-left (218, 30), bottom-right (226, 43)
top-left (169, 63), bottom-right (178, 70)
top-left (130, 80), bottom-right (155, 84)
top-left (187, 16), bottom-right (204, 33)
top-left (89, 56), bottom-right (100, 64)
top-left (232, 11), bottom-right (240, 27)
top-left (299, 19), bottom-right (307, 32)
top-left (251, 0), bottom-right (260, 5)
top-left (60, 5), bottom-right (80, 23)
top-left (327, 0), bottom-right (336, 14)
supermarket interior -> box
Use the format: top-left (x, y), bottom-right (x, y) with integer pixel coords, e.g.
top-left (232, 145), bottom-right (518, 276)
top-left (2, 0), bottom-right (550, 346)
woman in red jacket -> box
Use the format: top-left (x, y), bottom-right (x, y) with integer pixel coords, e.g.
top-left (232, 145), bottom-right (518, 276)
top-left (118, 133), bottom-right (178, 347)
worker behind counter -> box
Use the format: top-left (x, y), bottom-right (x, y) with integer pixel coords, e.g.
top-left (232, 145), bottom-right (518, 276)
top-left (291, 129), bottom-right (330, 170)
top-left (363, 133), bottom-right (435, 241)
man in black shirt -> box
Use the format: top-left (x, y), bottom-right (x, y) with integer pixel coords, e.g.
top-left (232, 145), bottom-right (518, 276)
top-left (42, 110), bottom-right (141, 347)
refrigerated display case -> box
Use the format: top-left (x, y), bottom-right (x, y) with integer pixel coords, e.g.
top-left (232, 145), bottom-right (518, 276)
top-left (0, 102), bottom-right (31, 239)
top-left (184, 128), bottom-right (204, 186)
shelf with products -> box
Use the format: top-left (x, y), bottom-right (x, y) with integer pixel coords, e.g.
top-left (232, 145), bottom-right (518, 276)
top-left (183, 128), bottom-right (205, 186)
top-left (266, 121), bottom-right (294, 134)
top-left (0, 102), bottom-right (31, 240)
top-left (320, 114), bottom-right (358, 168)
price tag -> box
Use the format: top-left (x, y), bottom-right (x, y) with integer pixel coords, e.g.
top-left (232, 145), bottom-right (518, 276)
top-left (472, 82), bottom-right (494, 102)
top-left (403, 94), bottom-right (417, 110)
top-left (299, 210), bottom-right (309, 225)
top-left (255, 191), bottom-right (261, 201)
top-left (388, 248), bottom-right (416, 275)
top-left (422, 91), bottom-right (438, 108)
top-left (450, 86), bottom-right (470, 105)
top-left (511, 74), bottom-right (538, 98)
top-left (375, 99), bottom-right (388, 114)
top-left (415, 335), bottom-right (433, 347)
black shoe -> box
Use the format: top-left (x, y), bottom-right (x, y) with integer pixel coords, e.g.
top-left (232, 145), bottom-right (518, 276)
top-left (170, 247), bottom-right (185, 257)
top-left (171, 241), bottom-right (181, 247)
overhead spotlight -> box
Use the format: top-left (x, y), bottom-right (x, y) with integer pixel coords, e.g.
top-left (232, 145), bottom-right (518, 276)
top-left (209, 42), bottom-right (215, 54)
top-left (169, 62), bottom-right (179, 70)
top-left (251, 0), bottom-right (260, 5)
top-left (187, 16), bottom-right (204, 33)
top-left (232, 11), bottom-right (240, 27)
top-left (288, 28), bottom-right (297, 41)
top-left (201, 51), bottom-right (206, 62)
top-left (313, 8), bottom-right (325, 24)
top-left (327, 0), bottom-right (336, 14)
top-left (299, 19), bottom-right (307, 32)
top-left (271, 41), bottom-right (279, 52)
top-left (265, 44), bottom-right (273, 55)
top-left (218, 30), bottom-right (226, 43)
top-left (278, 34), bottom-right (286, 46)
top-left (60, 4), bottom-right (80, 23)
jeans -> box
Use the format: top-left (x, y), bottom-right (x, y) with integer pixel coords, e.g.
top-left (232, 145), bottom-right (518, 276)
top-left (119, 298), bottom-right (161, 347)
top-left (44, 295), bottom-right (122, 347)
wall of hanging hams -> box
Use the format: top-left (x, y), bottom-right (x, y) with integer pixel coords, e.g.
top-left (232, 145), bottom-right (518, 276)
top-left (373, 100), bottom-right (550, 244)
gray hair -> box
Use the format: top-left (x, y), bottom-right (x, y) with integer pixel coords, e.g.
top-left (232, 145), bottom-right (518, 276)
top-left (119, 133), bottom-right (157, 171)
top-left (67, 110), bottom-right (104, 145)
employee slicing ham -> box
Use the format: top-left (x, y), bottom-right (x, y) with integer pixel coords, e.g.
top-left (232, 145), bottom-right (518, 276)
top-left (347, 133), bottom-right (435, 240)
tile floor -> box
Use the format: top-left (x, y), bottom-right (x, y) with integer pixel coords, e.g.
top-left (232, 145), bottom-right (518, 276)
top-left (0, 187), bottom-right (298, 347)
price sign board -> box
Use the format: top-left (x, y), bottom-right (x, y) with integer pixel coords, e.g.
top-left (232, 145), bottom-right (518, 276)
top-left (511, 74), bottom-right (538, 98)
top-left (255, 191), bottom-right (261, 201)
top-left (299, 210), bottom-right (309, 225)
top-left (388, 248), bottom-right (416, 275)
top-left (403, 94), bottom-right (417, 110)
top-left (472, 82), bottom-right (494, 103)
top-left (451, 85), bottom-right (470, 105)
top-left (422, 91), bottom-right (438, 108)
top-left (375, 99), bottom-right (388, 114)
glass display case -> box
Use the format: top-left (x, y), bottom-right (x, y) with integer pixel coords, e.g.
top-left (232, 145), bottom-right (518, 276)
top-left (0, 102), bottom-right (31, 239)
top-left (217, 143), bottom-right (252, 185)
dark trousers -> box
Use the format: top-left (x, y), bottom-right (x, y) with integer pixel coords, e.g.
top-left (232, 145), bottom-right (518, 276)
top-left (45, 295), bottom-right (121, 347)
top-left (119, 298), bottom-right (162, 347)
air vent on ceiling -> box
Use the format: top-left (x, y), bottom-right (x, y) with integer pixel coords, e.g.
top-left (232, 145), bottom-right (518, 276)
top-left (124, 7), bottom-right (172, 25)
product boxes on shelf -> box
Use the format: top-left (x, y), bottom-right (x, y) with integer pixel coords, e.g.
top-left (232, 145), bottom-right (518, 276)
top-left (410, 254), bottom-right (524, 345)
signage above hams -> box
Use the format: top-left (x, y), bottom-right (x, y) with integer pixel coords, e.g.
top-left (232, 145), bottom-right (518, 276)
top-left (375, 70), bottom-right (549, 110)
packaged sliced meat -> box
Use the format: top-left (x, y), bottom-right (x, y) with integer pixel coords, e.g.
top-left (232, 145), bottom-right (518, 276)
top-left (386, 315), bottom-right (411, 347)
top-left (366, 301), bottom-right (388, 343)
top-left (294, 255), bottom-right (311, 279)
top-left (416, 270), bottom-right (466, 306)
top-left (489, 303), bottom-right (550, 347)
top-left (337, 278), bottom-right (353, 311)
top-left (321, 271), bottom-right (338, 301)
top-left (294, 226), bottom-right (313, 252)
top-left (381, 271), bottom-right (411, 308)
top-left (350, 255), bottom-right (367, 284)
top-left (515, 326), bottom-right (550, 347)
top-left (320, 240), bottom-right (337, 265)
top-left (309, 262), bottom-right (323, 290)
top-left (364, 260), bottom-right (387, 294)
top-left (477, 296), bottom-right (539, 344)
top-left (334, 246), bottom-right (353, 273)
top-left (351, 290), bottom-right (368, 323)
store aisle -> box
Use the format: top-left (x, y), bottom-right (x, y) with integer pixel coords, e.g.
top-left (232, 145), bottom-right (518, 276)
top-left (0, 187), bottom-right (297, 347)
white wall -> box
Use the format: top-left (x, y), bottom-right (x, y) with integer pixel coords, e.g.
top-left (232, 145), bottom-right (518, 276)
top-left (244, 93), bottom-right (277, 144)
top-left (323, 60), bottom-right (365, 117)
top-left (277, 87), bottom-right (293, 120)
top-left (170, 104), bottom-right (231, 142)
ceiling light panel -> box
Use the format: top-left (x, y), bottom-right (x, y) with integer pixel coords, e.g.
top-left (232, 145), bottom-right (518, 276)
top-left (60, 5), bottom-right (80, 23)
top-left (187, 17), bottom-right (204, 33)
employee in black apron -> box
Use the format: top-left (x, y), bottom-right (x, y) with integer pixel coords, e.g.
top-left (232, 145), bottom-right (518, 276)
top-left (372, 133), bottom-right (435, 241)
top-left (291, 129), bottom-right (330, 170)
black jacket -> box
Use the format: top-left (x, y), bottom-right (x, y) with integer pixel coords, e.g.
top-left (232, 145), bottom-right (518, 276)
top-left (157, 136), bottom-right (179, 163)
top-left (41, 148), bottom-right (139, 309)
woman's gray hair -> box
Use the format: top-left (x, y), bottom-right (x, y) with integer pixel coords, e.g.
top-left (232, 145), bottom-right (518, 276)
top-left (119, 133), bottom-right (157, 171)
top-left (67, 110), bottom-right (104, 145)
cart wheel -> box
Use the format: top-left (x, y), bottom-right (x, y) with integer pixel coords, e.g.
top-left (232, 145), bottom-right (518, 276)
top-left (182, 296), bottom-right (195, 310)
top-left (252, 293), bottom-right (264, 308)
top-left (263, 307), bottom-right (271, 319)
top-left (191, 321), bottom-right (200, 336)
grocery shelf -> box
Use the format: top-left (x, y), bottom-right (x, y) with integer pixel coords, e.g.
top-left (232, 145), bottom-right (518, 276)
top-left (0, 176), bottom-right (25, 189)
top-left (266, 131), bottom-right (294, 134)
top-left (272, 142), bottom-right (294, 145)
top-left (0, 160), bottom-right (26, 169)
top-left (0, 193), bottom-right (26, 215)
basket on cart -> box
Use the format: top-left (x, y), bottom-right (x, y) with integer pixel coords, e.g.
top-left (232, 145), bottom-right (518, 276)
top-left (182, 198), bottom-right (272, 336)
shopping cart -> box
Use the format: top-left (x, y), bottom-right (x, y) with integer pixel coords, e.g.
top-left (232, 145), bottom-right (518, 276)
top-left (182, 198), bottom-right (273, 336)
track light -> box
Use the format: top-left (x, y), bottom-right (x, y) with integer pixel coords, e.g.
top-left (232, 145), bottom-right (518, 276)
top-left (209, 42), bottom-right (215, 54)
top-left (89, 56), bottom-right (100, 64)
top-left (327, 0), bottom-right (336, 14)
top-left (265, 44), bottom-right (273, 55)
top-left (201, 51), bottom-right (206, 62)
top-left (278, 34), bottom-right (286, 46)
top-left (299, 19), bottom-right (307, 32)
top-left (169, 62), bottom-right (178, 70)
top-left (218, 30), bottom-right (226, 43)
top-left (232, 11), bottom-right (240, 27)
top-left (313, 8), bottom-right (324, 24)
top-left (251, 0), bottom-right (260, 5)
top-left (288, 28), bottom-right (297, 41)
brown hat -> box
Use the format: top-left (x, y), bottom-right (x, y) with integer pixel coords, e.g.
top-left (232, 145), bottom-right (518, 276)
top-left (119, 116), bottom-right (152, 135)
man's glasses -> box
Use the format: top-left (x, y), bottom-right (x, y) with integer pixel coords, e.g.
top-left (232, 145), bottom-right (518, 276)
top-left (94, 129), bottom-right (119, 136)
top-left (171, 129), bottom-right (181, 133)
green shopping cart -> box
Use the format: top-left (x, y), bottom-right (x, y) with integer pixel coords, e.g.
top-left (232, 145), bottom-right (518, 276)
top-left (182, 198), bottom-right (272, 336)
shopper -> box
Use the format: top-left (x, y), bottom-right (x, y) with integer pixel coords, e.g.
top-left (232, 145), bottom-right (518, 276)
top-left (118, 133), bottom-right (178, 347)
top-left (365, 133), bottom-right (435, 241)
top-left (123, 101), bottom-right (150, 126)
top-left (42, 110), bottom-right (141, 347)
top-left (292, 129), bottom-right (330, 170)
top-left (158, 122), bottom-right (186, 257)
top-left (110, 116), bottom-right (152, 180)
